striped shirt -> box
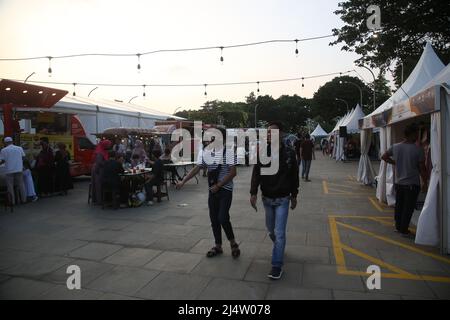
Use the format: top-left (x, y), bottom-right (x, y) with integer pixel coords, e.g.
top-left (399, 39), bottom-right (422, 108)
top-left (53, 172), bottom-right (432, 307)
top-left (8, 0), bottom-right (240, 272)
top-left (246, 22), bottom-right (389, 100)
top-left (197, 148), bottom-right (237, 191)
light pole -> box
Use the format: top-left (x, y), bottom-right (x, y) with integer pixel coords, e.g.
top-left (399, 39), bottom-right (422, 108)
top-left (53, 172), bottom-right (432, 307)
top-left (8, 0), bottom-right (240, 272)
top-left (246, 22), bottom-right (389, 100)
top-left (340, 80), bottom-right (363, 108)
top-left (254, 103), bottom-right (259, 129)
top-left (335, 98), bottom-right (349, 113)
top-left (88, 87), bottom-right (98, 97)
top-left (360, 65), bottom-right (376, 111)
top-left (24, 72), bottom-right (35, 83)
top-left (173, 107), bottom-right (182, 115)
top-left (128, 96), bottom-right (138, 104)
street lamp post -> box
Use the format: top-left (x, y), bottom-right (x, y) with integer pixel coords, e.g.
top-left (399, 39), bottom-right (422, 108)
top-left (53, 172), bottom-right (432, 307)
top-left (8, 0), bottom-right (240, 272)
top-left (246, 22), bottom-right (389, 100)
top-left (340, 80), bottom-right (363, 108)
top-left (254, 103), bottom-right (259, 129)
top-left (128, 96), bottom-right (138, 104)
top-left (360, 65), bottom-right (376, 111)
top-left (335, 98), bottom-right (349, 113)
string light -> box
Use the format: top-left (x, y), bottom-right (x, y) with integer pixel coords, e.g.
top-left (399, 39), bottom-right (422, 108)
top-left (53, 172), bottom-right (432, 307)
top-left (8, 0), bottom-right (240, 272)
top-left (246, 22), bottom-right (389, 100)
top-left (142, 84), bottom-right (146, 98)
top-left (47, 56), bottom-right (52, 77)
top-left (295, 39), bottom-right (299, 56)
top-left (11, 70), bottom-right (353, 91)
top-left (204, 84), bottom-right (207, 97)
top-left (302, 77), bottom-right (305, 88)
top-left (257, 81), bottom-right (260, 93)
top-left (137, 54), bottom-right (141, 73)
top-left (220, 47), bottom-right (224, 64)
top-left (72, 83), bottom-right (77, 96)
top-left (0, 35), bottom-right (334, 62)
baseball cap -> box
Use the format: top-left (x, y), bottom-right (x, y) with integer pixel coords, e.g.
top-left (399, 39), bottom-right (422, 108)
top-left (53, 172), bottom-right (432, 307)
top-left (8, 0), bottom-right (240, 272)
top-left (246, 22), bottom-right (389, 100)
top-left (4, 137), bottom-right (13, 143)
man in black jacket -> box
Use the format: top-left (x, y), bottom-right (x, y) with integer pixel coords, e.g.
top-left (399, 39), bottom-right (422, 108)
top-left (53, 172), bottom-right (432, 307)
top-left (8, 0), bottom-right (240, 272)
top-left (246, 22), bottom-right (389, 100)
top-left (250, 122), bottom-right (299, 280)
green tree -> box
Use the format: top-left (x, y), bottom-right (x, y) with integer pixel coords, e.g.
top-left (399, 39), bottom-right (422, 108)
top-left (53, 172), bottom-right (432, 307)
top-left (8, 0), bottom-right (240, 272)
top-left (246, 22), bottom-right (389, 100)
top-left (331, 0), bottom-right (450, 87)
top-left (311, 76), bottom-right (372, 127)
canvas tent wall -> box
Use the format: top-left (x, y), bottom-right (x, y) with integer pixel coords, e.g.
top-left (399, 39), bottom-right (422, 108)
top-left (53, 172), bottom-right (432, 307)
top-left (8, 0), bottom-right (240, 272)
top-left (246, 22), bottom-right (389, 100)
top-left (358, 42), bottom-right (445, 203)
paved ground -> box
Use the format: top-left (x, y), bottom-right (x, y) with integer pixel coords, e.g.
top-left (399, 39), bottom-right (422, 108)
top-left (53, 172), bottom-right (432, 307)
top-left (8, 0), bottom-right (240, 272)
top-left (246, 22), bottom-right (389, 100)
top-left (0, 153), bottom-right (449, 300)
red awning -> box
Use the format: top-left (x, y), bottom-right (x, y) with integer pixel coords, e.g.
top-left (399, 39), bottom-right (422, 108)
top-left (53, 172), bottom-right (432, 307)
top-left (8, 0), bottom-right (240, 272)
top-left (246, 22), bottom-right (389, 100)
top-left (0, 79), bottom-right (67, 108)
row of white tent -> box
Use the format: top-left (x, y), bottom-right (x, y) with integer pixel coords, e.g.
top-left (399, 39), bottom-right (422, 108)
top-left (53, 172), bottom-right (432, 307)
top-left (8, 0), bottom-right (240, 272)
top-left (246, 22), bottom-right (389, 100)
top-left (356, 42), bottom-right (450, 252)
top-left (6, 95), bottom-right (185, 143)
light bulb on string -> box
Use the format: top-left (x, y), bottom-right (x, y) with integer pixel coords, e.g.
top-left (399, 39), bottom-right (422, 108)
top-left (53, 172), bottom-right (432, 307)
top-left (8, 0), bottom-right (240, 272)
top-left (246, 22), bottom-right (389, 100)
top-left (204, 84), bottom-right (207, 98)
top-left (301, 77), bottom-right (305, 88)
top-left (72, 83), bottom-right (77, 96)
top-left (295, 39), bottom-right (299, 57)
top-left (47, 56), bottom-right (53, 77)
top-left (257, 81), bottom-right (260, 94)
top-left (137, 54), bottom-right (141, 73)
top-left (220, 47), bottom-right (224, 64)
top-left (142, 85), bottom-right (146, 99)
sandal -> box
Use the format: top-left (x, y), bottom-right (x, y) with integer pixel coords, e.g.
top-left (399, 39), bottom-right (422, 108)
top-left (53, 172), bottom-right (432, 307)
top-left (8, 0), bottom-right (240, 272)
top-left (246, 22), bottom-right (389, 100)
top-left (231, 243), bottom-right (240, 259)
top-left (206, 246), bottom-right (223, 258)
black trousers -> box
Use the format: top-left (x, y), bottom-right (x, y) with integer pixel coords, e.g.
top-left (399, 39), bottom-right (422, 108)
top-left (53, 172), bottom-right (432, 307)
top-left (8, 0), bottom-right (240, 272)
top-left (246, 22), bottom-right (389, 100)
top-left (394, 184), bottom-right (420, 233)
top-left (208, 189), bottom-right (235, 245)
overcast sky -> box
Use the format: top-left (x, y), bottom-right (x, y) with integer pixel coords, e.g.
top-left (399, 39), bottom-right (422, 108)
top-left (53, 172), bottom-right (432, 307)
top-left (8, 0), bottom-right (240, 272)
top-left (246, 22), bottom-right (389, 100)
top-left (0, 0), bottom-right (379, 114)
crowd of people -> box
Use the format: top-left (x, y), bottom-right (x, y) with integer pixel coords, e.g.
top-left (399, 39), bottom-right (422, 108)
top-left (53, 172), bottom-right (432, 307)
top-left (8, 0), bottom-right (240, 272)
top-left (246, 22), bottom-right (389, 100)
top-left (0, 136), bottom-right (73, 205)
top-left (89, 138), bottom-right (178, 209)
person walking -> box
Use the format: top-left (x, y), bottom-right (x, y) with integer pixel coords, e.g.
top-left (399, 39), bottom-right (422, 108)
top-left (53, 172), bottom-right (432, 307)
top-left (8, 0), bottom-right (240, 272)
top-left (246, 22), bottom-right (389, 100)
top-left (176, 128), bottom-right (241, 259)
top-left (381, 123), bottom-right (427, 237)
top-left (54, 142), bottom-right (73, 195)
top-left (300, 133), bottom-right (315, 182)
top-left (90, 139), bottom-right (112, 204)
top-left (35, 137), bottom-right (55, 197)
top-left (250, 122), bottom-right (299, 280)
top-left (0, 137), bottom-right (27, 205)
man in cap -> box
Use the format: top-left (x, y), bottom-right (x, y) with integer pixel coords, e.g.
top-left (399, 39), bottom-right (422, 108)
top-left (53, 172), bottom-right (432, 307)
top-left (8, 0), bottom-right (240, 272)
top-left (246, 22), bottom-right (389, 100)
top-left (0, 137), bottom-right (27, 205)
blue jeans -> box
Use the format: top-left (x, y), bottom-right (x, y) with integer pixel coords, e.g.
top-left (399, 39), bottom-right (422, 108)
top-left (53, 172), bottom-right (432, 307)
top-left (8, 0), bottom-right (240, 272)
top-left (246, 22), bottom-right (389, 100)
top-left (301, 160), bottom-right (312, 178)
top-left (262, 196), bottom-right (290, 268)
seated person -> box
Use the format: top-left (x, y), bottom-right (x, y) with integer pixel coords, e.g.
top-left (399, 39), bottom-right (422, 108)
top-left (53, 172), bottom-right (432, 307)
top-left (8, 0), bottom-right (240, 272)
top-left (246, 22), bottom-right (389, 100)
top-left (160, 148), bottom-right (182, 184)
top-left (144, 149), bottom-right (164, 205)
top-left (130, 153), bottom-right (141, 168)
top-left (101, 151), bottom-right (125, 209)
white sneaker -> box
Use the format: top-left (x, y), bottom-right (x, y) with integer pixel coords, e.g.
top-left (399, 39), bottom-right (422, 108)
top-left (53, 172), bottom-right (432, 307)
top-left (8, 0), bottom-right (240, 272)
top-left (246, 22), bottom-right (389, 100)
top-left (147, 201), bottom-right (154, 206)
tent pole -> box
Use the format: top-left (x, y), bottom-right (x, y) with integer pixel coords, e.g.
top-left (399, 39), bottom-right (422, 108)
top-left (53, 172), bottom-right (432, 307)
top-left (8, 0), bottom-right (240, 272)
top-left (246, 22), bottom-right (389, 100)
top-left (440, 87), bottom-right (449, 255)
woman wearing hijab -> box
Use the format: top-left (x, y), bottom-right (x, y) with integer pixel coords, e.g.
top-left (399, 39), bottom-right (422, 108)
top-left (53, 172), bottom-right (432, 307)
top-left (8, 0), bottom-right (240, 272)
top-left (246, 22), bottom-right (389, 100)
top-left (54, 142), bottom-right (73, 195)
top-left (90, 139), bottom-right (112, 204)
top-left (35, 137), bottom-right (55, 197)
top-left (131, 140), bottom-right (148, 164)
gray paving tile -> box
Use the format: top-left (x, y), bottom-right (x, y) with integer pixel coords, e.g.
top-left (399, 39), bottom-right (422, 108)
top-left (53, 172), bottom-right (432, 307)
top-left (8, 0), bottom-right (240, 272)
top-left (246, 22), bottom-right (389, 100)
top-left (136, 272), bottom-right (211, 300)
top-left (302, 264), bottom-right (366, 291)
top-left (86, 266), bottom-right (159, 296)
top-left (145, 251), bottom-right (203, 273)
top-left (148, 236), bottom-right (200, 252)
top-left (104, 248), bottom-right (162, 267)
top-left (373, 278), bottom-right (437, 298)
top-left (333, 289), bottom-right (402, 300)
top-left (244, 260), bottom-right (303, 285)
top-left (284, 245), bottom-right (330, 264)
top-left (69, 243), bottom-right (122, 261)
top-left (425, 281), bottom-right (450, 299)
top-left (3, 255), bottom-right (74, 278)
top-left (40, 285), bottom-right (104, 300)
top-left (0, 249), bottom-right (43, 271)
top-left (266, 286), bottom-right (333, 300)
top-left (0, 278), bottom-right (56, 299)
top-left (191, 256), bottom-right (252, 280)
top-left (198, 278), bottom-right (268, 300)
top-left (43, 259), bottom-right (115, 287)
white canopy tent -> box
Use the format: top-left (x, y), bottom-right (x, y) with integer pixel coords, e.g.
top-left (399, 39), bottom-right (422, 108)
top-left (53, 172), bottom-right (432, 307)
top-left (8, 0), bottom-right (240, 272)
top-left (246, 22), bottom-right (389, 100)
top-left (310, 124), bottom-right (328, 137)
top-left (4, 95), bottom-right (185, 143)
top-left (359, 42), bottom-right (445, 198)
top-left (414, 63), bottom-right (450, 250)
top-left (341, 104), bottom-right (365, 134)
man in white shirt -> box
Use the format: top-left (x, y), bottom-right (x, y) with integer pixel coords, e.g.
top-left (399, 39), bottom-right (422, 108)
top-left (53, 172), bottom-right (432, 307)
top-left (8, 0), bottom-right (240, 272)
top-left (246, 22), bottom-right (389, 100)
top-left (0, 137), bottom-right (27, 205)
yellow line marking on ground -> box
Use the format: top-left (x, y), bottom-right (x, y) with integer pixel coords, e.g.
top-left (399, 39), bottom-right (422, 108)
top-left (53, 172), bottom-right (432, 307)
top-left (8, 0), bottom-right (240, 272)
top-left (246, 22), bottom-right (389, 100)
top-left (369, 196), bottom-right (394, 213)
top-left (341, 244), bottom-right (412, 276)
top-left (328, 216), bottom-right (346, 273)
top-left (322, 180), bottom-right (329, 194)
top-left (335, 221), bottom-right (450, 265)
top-left (328, 215), bottom-right (450, 283)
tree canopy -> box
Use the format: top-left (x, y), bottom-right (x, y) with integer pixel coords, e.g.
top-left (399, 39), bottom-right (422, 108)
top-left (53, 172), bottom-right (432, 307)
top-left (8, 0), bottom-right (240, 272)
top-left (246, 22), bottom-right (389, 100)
top-left (331, 0), bottom-right (450, 87)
